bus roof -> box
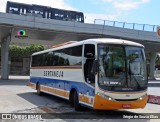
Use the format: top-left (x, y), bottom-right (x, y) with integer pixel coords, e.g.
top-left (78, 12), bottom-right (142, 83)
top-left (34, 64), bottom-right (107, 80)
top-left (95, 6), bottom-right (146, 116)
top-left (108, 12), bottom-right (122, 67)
top-left (32, 38), bottom-right (144, 56)
top-left (85, 38), bottom-right (144, 47)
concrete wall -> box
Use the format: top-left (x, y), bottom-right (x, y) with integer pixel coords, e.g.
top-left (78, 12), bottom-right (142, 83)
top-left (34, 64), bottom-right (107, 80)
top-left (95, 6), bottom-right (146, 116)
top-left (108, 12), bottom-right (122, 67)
top-left (0, 12), bottom-right (160, 44)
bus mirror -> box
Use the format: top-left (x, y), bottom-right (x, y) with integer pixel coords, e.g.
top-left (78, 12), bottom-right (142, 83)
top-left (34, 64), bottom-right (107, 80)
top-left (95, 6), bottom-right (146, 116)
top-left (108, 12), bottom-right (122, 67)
top-left (91, 60), bottom-right (99, 75)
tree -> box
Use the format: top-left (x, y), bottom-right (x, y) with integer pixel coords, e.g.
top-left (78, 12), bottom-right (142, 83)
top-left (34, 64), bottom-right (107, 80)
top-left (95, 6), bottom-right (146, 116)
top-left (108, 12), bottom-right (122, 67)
top-left (8, 44), bottom-right (45, 58)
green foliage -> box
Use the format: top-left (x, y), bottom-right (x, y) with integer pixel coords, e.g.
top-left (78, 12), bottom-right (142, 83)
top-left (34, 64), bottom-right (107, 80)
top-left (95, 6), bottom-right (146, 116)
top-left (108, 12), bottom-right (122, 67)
top-left (9, 44), bottom-right (45, 58)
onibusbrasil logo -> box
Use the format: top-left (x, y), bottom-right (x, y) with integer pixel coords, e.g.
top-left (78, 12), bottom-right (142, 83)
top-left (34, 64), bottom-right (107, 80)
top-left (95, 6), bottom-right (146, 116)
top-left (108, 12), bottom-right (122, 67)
top-left (15, 30), bottom-right (28, 39)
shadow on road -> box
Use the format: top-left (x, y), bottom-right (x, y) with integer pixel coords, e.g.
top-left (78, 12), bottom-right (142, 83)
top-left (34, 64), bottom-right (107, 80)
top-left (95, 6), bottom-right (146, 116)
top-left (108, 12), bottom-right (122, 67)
top-left (0, 79), bottom-right (156, 120)
top-left (17, 92), bottom-right (151, 121)
top-left (17, 92), bottom-right (72, 111)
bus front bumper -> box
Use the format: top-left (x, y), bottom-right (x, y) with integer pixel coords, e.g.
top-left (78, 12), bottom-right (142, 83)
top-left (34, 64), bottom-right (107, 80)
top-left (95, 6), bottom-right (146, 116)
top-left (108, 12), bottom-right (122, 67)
top-left (94, 94), bottom-right (148, 110)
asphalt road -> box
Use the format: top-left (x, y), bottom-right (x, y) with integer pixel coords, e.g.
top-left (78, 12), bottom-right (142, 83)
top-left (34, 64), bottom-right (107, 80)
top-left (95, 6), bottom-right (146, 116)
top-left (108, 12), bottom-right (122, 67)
top-left (0, 77), bottom-right (160, 122)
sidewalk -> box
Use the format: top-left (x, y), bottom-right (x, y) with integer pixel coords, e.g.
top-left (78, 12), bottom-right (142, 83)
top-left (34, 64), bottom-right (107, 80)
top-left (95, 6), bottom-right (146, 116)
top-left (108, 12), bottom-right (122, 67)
top-left (147, 78), bottom-right (160, 105)
top-left (0, 75), bottom-right (29, 80)
top-left (9, 75), bottom-right (29, 80)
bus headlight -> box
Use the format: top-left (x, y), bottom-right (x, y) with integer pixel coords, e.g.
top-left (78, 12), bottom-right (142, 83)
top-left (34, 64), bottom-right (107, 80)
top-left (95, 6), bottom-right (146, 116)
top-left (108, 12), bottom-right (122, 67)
top-left (97, 92), bottom-right (115, 101)
top-left (139, 94), bottom-right (147, 100)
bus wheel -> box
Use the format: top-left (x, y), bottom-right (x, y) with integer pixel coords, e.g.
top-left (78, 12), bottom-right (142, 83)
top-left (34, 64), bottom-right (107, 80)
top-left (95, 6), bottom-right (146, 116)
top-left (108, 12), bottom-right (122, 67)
top-left (69, 91), bottom-right (74, 106)
top-left (74, 91), bottom-right (81, 111)
top-left (37, 84), bottom-right (42, 96)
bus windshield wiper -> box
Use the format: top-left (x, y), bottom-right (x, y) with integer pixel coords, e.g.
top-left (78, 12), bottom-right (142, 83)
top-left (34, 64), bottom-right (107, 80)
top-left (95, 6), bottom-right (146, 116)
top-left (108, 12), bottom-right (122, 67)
top-left (129, 74), bottom-right (142, 90)
top-left (128, 62), bottom-right (142, 90)
top-left (110, 75), bottom-right (125, 90)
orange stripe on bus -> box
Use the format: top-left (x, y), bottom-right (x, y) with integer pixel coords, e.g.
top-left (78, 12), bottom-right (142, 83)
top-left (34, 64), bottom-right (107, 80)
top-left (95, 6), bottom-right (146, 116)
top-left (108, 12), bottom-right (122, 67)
top-left (51, 41), bottom-right (76, 48)
top-left (64, 92), bottom-right (69, 98)
top-left (29, 83), bottom-right (93, 106)
top-left (79, 95), bottom-right (94, 105)
top-left (27, 82), bottom-right (36, 89)
top-left (55, 89), bottom-right (64, 96)
top-left (41, 85), bottom-right (69, 98)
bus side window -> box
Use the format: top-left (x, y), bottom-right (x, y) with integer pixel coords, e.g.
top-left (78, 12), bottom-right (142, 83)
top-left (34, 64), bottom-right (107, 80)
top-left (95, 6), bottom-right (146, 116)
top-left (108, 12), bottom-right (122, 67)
top-left (84, 44), bottom-right (95, 85)
top-left (52, 54), bottom-right (59, 66)
top-left (24, 8), bottom-right (27, 15)
top-left (9, 7), bottom-right (19, 14)
top-left (20, 8), bottom-right (23, 15)
top-left (45, 11), bottom-right (48, 18)
top-left (45, 52), bottom-right (54, 66)
top-left (31, 55), bottom-right (36, 67)
top-left (69, 46), bottom-right (82, 66)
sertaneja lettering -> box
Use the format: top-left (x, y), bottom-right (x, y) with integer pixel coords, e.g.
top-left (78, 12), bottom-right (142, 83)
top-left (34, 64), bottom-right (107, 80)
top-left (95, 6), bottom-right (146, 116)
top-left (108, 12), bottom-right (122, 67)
top-left (44, 71), bottom-right (63, 78)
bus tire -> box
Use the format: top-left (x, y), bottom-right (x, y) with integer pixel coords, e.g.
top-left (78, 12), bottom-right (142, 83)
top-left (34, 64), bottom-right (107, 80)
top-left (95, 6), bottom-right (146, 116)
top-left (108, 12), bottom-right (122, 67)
top-left (37, 83), bottom-right (42, 96)
top-left (74, 91), bottom-right (81, 111)
top-left (69, 91), bottom-right (74, 106)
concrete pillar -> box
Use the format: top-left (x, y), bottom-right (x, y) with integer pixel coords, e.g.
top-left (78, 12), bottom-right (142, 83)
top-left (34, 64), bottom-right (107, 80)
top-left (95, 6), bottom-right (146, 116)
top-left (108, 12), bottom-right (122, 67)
top-left (1, 36), bottom-right (11, 80)
top-left (149, 52), bottom-right (157, 80)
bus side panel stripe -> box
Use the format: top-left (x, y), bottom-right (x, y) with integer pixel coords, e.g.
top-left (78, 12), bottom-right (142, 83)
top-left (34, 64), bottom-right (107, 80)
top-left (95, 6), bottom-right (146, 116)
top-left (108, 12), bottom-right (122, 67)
top-left (30, 77), bottom-right (95, 97)
top-left (29, 77), bottom-right (95, 108)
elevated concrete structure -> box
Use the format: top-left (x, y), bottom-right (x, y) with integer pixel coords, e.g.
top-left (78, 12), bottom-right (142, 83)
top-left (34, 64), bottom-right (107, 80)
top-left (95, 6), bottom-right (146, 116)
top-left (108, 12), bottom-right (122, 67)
top-left (0, 12), bottom-right (160, 79)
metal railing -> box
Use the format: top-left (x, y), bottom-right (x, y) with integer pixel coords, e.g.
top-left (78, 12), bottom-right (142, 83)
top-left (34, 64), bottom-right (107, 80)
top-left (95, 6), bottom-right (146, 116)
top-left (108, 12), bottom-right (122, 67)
top-left (94, 19), bottom-right (159, 32)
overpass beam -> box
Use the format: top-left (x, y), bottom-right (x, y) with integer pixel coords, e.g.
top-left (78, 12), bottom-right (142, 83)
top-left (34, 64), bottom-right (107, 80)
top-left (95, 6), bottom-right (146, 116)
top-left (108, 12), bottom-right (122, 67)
top-left (149, 52), bottom-right (157, 80)
top-left (1, 35), bottom-right (11, 80)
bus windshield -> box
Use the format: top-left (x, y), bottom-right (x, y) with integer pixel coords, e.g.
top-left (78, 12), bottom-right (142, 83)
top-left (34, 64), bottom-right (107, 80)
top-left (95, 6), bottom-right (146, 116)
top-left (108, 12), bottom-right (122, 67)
top-left (98, 44), bottom-right (147, 91)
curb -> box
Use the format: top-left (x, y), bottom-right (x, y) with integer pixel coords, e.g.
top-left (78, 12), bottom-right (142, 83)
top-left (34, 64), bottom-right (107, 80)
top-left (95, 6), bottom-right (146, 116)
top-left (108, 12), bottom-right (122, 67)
top-left (147, 95), bottom-right (160, 105)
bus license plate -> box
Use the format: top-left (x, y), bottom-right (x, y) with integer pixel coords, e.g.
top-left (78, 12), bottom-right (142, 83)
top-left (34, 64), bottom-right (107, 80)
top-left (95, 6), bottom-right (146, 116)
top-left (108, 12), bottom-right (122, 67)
top-left (122, 104), bottom-right (131, 108)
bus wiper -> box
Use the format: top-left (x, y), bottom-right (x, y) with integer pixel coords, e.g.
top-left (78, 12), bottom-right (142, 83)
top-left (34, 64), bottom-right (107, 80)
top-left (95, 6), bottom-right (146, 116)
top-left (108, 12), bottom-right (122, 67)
top-left (110, 75), bottom-right (125, 90)
top-left (128, 62), bottom-right (142, 90)
top-left (130, 74), bottom-right (142, 90)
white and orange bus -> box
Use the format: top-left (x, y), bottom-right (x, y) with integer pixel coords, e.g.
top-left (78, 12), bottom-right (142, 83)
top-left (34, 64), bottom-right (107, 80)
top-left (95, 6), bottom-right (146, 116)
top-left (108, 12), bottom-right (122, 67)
top-left (28, 38), bottom-right (148, 110)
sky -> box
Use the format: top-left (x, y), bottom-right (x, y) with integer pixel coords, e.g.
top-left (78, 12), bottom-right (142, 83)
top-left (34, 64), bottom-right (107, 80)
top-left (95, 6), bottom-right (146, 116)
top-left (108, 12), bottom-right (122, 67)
top-left (0, 0), bottom-right (159, 25)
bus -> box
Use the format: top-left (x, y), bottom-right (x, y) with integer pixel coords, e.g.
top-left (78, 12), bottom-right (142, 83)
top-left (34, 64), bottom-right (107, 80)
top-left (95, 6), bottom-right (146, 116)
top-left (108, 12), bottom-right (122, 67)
top-left (28, 38), bottom-right (148, 110)
top-left (6, 1), bottom-right (84, 23)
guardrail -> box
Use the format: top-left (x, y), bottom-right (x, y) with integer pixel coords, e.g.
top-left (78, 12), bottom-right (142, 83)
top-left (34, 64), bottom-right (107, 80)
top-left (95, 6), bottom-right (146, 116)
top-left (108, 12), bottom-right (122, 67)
top-left (94, 19), bottom-right (159, 32)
